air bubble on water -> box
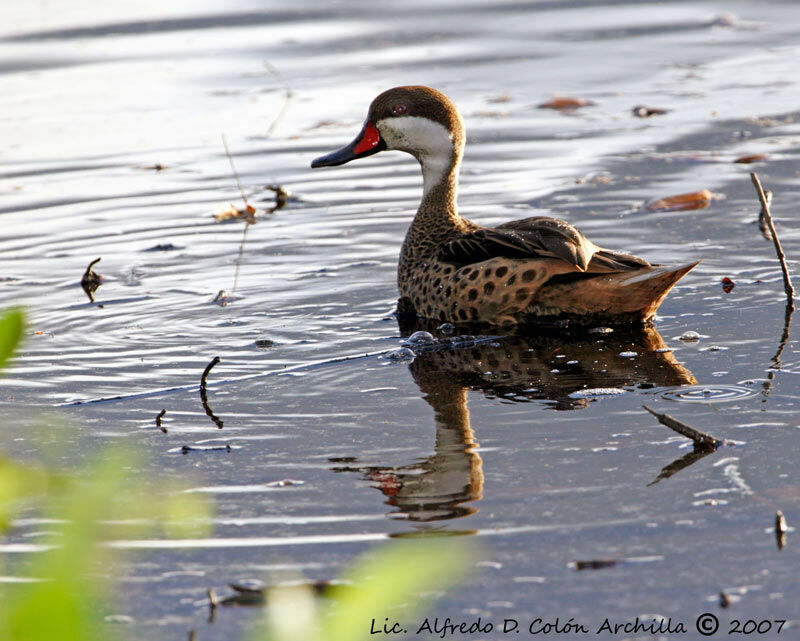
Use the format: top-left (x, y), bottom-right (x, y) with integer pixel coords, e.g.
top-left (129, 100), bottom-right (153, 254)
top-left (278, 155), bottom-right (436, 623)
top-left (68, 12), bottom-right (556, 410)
top-left (569, 387), bottom-right (627, 398)
top-left (381, 347), bottom-right (415, 363)
top-left (406, 330), bottom-right (435, 345)
top-left (589, 327), bottom-right (613, 334)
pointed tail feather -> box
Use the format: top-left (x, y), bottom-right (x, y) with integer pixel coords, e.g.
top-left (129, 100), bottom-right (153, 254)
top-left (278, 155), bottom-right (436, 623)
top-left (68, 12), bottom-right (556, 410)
top-left (617, 261), bottom-right (700, 320)
top-left (530, 261), bottom-right (700, 322)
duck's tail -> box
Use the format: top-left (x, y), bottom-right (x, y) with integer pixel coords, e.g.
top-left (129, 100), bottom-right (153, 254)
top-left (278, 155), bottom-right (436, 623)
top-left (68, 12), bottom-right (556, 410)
top-left (529, 261), bottom-right (700, 323)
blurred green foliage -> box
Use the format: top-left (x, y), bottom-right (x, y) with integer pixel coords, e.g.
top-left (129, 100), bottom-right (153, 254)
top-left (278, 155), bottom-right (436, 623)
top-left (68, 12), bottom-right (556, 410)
top-left (259, 539), bottom-right (473, 641)
top-left (0, 308), bottom-right (210, 641)
top-left (0, 307), bottom-right (470, 641)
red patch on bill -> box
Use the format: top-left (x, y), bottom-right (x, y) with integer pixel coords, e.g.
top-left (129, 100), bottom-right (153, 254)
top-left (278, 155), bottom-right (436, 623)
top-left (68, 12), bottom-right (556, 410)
top-left (353, 122), bottom-right (381, 155)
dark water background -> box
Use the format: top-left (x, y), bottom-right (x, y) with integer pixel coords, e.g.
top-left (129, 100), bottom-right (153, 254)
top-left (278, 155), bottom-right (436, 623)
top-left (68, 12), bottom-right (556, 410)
top-left (2, 1), bottom-right (800, 639)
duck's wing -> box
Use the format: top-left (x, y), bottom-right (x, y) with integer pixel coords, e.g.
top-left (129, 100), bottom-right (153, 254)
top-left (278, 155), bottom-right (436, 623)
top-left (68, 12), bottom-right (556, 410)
top-left (440, 216), bottom-right (598, 270)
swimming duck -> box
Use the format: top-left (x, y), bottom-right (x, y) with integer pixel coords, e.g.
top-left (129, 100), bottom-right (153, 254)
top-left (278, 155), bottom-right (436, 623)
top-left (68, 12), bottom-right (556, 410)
top-left (311, 86), bottom-right (697, 326)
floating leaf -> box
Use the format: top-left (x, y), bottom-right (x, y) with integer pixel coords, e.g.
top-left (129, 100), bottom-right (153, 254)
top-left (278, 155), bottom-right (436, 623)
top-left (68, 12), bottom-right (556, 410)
top-left (645, 189), bottom-right (714, 212)
top-left (721, 277), bottom-right (735, 293)
top-left (734, 154), bottom-right (767, 164)
top-left (213, 202), bottom-right (256, 223)
top-left (538, 96), bottom-right (594, 111)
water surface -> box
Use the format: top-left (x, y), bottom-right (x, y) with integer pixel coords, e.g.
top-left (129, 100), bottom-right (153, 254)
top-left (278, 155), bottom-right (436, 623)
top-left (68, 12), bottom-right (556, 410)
top-left (1, 1), bottom-right (800, 639)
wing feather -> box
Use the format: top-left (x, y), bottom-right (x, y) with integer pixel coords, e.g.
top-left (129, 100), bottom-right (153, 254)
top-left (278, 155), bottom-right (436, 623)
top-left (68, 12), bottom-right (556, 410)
top-left (439, 216), bottom-right (601, 270)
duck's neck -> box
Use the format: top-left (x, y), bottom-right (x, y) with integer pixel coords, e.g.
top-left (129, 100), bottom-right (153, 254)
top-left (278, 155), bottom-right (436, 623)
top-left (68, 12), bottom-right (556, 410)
top-left (411, 143), bottom-right (465, 238)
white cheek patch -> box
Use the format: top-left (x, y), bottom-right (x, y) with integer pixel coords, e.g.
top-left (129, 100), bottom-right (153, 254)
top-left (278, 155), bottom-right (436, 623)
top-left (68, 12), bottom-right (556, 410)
top-left (377, 117), bottom-right (455, 195)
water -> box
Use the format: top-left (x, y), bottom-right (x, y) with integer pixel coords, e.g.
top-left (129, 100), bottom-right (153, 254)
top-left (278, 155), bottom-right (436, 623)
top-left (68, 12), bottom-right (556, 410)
top-left (2, 1), bottom-right (800, 639)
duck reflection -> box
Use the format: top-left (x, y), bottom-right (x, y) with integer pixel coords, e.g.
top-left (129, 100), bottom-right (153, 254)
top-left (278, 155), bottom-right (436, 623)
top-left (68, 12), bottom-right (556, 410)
top-left (331, 358), bottom-right (483, 525)
top-left (331, 320), bottom-right (696, 525)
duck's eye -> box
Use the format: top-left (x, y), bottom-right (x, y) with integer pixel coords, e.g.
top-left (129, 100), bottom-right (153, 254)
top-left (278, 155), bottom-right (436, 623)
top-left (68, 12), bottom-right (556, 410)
top-left (392, 104), bottom-right (407, 116)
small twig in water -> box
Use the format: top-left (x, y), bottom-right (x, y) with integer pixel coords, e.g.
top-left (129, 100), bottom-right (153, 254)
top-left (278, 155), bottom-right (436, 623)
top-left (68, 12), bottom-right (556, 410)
top-left (222, 134), bottom-right (250, 210)
top-left (750, 173), bottom-right (795, 310)
top-left (642, 405), bottom-right (722, 450)
top-left (776, 510), bottom-right (788, 550)
top-left (181, 444), bottom-right (231, 454)
top-left (188, 630), bottom-right (197, 641)
top-left (263, 61), bottom-right (293, 137)
top-left (200, 356), bottom-right (223, 429)
top-left (155, 408), bottom-right (167, 433)
top-left (207, 588), bottom-right (218, 623)
top-left (200, 356), bottom-right (220, 392)
top-left (221, 134), bottom-right (255, 296)
top-left (232, 220), bottom-right (251, 295)
top-left (80, 257), bottom-right (103, 303)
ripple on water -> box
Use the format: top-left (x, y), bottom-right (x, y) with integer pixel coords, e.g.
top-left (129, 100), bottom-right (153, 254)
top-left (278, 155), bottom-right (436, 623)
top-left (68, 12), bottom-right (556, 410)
top-left (659, 384), bottom-right (758, 403)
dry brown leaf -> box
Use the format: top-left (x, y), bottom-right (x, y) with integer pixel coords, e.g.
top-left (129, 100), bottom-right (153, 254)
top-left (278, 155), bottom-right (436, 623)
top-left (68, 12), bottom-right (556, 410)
top-left (645, 189), bottom-right (714, 212)
top-left (213, 202), bottom-right (256, 223)
top-left (721, 277), bottom-right (735, 293)
top-left (538, 96), bottom-right (594, 111)
top-left (734, 154), bottom-right (767, 164)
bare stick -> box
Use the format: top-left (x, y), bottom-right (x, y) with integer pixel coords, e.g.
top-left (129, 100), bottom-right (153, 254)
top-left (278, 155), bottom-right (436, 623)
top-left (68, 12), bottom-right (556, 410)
top-left (207, 588), bottom-right (218, 623)
top-left (263, 61), bottom-right (293, 137)
top-left (200, 357), bottom-right (223, 429)
top-left (221, 135), bottom-right (255, 296)
top-left (642, 405), bottom-right (721, 450)
top-left (200, 356), bottom-right (221, 392)
top-left (758, 189), bottom-right (773, 240)
top-left (776, 510), bottom-right (788, 550)
top-left (751, 173), bottom-right (795, 310)
top-left (232, 222), bottom-right (250, 294)
top-left (221, 134), bottom-right (249, 208)
top-left (155, 408), bottom-right (167, 433)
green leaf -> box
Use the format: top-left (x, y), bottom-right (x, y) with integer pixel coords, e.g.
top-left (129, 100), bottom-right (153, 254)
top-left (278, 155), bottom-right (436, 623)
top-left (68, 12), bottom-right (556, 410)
top-left (0, 307), bottom-right (24, 372)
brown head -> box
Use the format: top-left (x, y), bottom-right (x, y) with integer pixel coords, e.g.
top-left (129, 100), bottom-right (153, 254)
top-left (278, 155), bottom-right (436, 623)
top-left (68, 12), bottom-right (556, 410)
top-left (311, 86), bottom-right (465, 194)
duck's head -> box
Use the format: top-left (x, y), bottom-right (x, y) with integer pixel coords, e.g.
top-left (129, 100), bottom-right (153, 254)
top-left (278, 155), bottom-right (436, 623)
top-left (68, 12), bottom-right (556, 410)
top-left (311, 86), bottom-right (465, 187)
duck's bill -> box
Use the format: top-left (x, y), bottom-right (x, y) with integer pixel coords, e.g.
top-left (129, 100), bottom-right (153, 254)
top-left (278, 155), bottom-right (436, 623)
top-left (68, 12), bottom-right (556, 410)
top-left (311, 121), bottom-right (387, 168)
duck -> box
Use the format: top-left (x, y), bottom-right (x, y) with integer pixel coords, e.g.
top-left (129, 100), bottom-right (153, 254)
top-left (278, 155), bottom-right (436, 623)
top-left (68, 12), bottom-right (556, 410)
top-left (311, 86), bottom-right (698, 327)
